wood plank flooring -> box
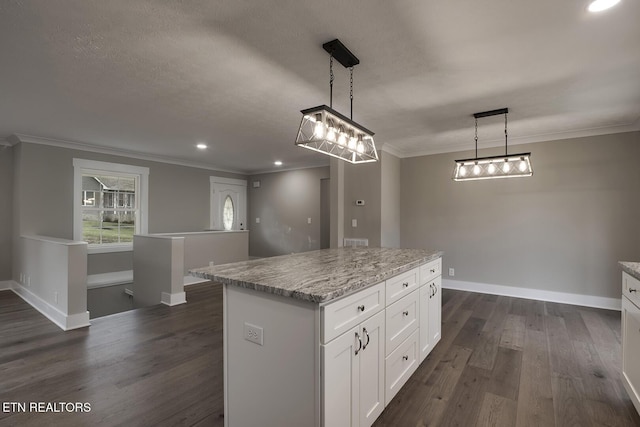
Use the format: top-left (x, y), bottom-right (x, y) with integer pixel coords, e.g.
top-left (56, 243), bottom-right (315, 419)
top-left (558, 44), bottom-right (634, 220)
top-left (1, 285), bottom-right (639, 426)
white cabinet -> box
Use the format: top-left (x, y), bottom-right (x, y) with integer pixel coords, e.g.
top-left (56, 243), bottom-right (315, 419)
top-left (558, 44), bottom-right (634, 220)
top-left (419, 272), bottom-right (442, 363)
top-left (321, 259), bottom-right (442, 427)
top-left (322, 310), bottom-right (385, 427)
top-left (622, 272), bottom-right (640, 414)
top-left (385, 329), bottom-right (419, 405)
top-left (428, 276), bottom-right (442, 350)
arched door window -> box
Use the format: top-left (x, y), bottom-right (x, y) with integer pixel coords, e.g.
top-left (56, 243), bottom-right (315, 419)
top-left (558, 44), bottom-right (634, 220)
top-left (223, 195), bottom-right (235, 230)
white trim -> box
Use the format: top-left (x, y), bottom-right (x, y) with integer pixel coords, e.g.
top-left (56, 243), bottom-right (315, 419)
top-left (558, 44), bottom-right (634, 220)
top-left (380, 144), bottom-right (403, 158)
top-left (442, 278), bottom-right (622, 311)
top-left (0, 280), bottom-right (13, 290)
top-left (88, 245), bottom-right (133, 254)
top-left (161, 291), bottom-right (187, 306)
top-left (10, 282), bottom-right (91, 330)
top-left (386, 124), bottom-right (640, 159)
top-left (73, 158), bottom-right (149, 247)
top-left (87, 270), bottom-right (133, 289)
top-left (249, 164), bottom-right (330, 175)
top-left (184, 275), bottom-right (209, 286)
top-left (209, 176), bottom-right (248, 187)
top-left (15, 133), bottom-right (245, 175)
top-left (152, 230), bottom-right (249, 236)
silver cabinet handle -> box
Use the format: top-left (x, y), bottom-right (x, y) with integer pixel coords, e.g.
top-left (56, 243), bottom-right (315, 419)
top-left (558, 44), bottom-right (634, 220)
top-left (403, 310), bottom-right (409, 316)
top-left (430, 268), bottom-right (436, 273)
top-left (630, 288), bottom-right (637, 293)
top-left (429, 283), bottom-right (434, 298)
top-left (357, 305), bottom-right (365, 312)
top-left (362, 327), bottom-right (370, 350)
top-left (402, 355), bottom-right (408, 361)
top-left (355, 331), bottom-right (362, 355)
top-left (402, 282), bottom-right (409, 288)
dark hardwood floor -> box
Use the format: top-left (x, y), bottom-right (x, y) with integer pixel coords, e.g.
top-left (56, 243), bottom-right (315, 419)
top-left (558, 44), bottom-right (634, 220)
top-left (1, 284), bottom-right (639, 426)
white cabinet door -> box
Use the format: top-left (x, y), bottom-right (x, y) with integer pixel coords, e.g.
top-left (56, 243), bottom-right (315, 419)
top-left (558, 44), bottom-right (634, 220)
top-left (419, 283), bottom-right (431, 362)
top-left (429, 276), bottom-right (442, 347)
top-left (323, 325), bottom-right (360, 427)
top-left (359, 311), bottom-right (385, 427)
top-left (622, 296), bottom-right (640, 414)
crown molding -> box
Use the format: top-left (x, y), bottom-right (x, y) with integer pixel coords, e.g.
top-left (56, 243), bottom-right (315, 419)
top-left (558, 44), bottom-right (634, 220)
top-left (11, 133), bottom-right (247, 175)
top-left (385, 120), bottom-right (640, 159)
top-left (379, 143), bottom-right (403, 158)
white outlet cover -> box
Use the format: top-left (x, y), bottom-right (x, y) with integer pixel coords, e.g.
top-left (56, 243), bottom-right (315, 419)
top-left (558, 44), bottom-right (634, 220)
top-left (244, 322), bottom-right (264, 346)
top-left (449, 268), bottom-right (455, 277)
top-left (307, 217), bottom-right (312, 224)
top-left (256, 217), bottom-right (260, 223)
top-left (352, 219), bottom-right (357, 227)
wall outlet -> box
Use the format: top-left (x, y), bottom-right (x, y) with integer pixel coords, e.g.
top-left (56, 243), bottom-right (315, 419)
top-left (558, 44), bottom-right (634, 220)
top-left (449, 268), bottom-right (455, 277)
top-left (307, 217), bottom-right (312, 224)
top-left (355, 200), bottom-right (365, 206)
top-left (244, 323), bottom-right (264, 346)
top-left (351, 219), bottom-right (357, 228)
top-left (256, 217), bottom-right (260, 224)
top-left (252, 180), bottom-right (261, 188)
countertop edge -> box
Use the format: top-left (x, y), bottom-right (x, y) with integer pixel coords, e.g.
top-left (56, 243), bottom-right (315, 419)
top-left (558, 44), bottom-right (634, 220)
top-left (190, 250), bottom-right (443, 304)
top-left (620, 261), bottom-right (640, 281)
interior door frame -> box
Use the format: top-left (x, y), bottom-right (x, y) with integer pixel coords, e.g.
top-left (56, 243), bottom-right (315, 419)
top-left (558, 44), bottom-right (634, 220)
top-left (210, 176), bottom-right (247, 231)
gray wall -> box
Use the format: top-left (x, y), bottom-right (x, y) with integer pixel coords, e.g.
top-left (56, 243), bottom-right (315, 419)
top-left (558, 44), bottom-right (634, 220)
top-left (88, 284), bottom-right (133, 318)
top-left (12, 141), bottom-right (245, 277)
top-left (248, 167), bottom-right (329, 257)
top-left (344, 160), bottom-right (382, 247)
top-left (0, 146), bottom-right (13, 280)
top-left (400, 131), bottom-right (640, 299)
top-left (381, 151), bottom-right (401, 248)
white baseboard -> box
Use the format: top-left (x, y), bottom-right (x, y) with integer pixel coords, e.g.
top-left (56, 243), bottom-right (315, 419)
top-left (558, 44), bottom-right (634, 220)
top-left (183, 275), bottom-right (209, 286)
top-left (11, 282), bottom-right (91, 330)
top-left (87, 270), bottom-right (133, 289)
top-left (442, 279), bottom-right (622, 311)
top-left (161, 291), bottom-right (187, 306)
top-left (0, 280), bottom-right (13, 291)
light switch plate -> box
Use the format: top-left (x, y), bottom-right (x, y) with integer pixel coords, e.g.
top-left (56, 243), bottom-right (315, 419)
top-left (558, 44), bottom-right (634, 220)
top-left (351, 219), bottom-right (357, 228)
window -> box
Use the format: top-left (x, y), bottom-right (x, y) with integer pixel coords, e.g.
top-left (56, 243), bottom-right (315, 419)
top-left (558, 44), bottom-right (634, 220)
top-left (223, 195), bottom-right (234, 230)
top-left (74, 159), bottom-right (149, 253)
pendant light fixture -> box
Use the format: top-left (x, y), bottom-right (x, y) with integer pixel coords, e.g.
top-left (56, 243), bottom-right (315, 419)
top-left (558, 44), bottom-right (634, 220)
top-left (453, 108), bottom-right (533, 181)
top-left (295, 39), bottom-right (378, 164)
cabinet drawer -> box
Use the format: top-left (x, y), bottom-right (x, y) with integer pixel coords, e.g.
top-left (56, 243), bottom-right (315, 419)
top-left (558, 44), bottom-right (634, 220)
top-left (321, 282), bottom-right (385, 344)
top-left (623, 272), bottom-right (640, 308)
top-left (385, 329), bottom-right (419, 406)
top-left (420, 258), bottom-right (442, 285)
top-left (385, 289), bottom-right (419, 356)
top-left (386, 267), bottom-right (419, 306)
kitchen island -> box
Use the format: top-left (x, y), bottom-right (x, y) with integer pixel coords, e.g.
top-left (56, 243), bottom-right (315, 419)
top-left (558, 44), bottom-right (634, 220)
top-left (620, 262), bottom-right (640, 414)
top-left (191, 247), bottom-right (443, 427)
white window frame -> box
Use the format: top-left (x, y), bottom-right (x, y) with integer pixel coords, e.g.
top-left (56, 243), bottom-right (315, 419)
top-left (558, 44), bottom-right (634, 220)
top-left (73, 159), bottom-right (149, 254)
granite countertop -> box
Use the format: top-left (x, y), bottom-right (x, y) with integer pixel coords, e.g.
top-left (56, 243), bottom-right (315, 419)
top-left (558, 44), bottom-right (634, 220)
top-left (620, 261), bottom-right (640, 281)
top-left (190, 247), bottom-right (443, 304)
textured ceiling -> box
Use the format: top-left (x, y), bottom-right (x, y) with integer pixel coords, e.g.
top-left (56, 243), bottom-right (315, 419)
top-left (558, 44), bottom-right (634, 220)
top-left (0, 0), bottom-right (639, 174)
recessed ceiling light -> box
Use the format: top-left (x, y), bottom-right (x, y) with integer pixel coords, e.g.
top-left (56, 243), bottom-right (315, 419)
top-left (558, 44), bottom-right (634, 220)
top-left (588, 0), bottom-right (620, 12)
top-left (274, 161), bottom-right (283, 166)
top-left (196, 143), bottom-right (208, 150)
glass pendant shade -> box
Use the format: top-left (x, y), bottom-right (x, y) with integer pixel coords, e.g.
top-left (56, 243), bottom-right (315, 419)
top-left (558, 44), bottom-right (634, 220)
top-left (296, 105), bottom-right (378, 164)
top-left (453, 153), bottom-right (532, 181)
